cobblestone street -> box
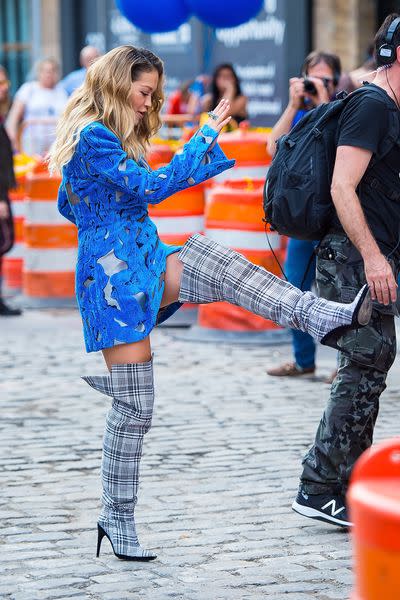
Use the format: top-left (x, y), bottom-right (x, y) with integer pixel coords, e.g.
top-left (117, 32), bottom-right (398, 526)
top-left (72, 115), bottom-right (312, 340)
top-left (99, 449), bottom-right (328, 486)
top-left (1, 310), bottom-right (399, 600)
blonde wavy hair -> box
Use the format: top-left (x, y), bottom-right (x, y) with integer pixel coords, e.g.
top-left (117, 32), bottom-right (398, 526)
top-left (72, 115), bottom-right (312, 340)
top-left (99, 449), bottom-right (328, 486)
top-left (48, 46), bottom-right (164, 173)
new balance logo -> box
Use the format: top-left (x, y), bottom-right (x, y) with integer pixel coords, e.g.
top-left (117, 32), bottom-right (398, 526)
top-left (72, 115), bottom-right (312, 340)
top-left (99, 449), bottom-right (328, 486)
top-left (321, 499), bottom-right (345, 516)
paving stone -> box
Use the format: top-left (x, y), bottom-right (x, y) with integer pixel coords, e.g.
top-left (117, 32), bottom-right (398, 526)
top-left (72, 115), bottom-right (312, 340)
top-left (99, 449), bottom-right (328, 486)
top-left (1, 310), bottom-right (400, 599)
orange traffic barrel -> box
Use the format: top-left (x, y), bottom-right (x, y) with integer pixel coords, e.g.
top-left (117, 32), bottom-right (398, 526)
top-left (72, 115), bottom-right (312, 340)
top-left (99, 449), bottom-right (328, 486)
top-left (146, 144), bottom-right (174, 169)
top-left (149, 182), bottom-right (205, 326)
top-left (195, 183), bottom-right (288, 340)
top-left (3, 154), bottom-right (38, 291)
top-left (22, 171), bottom-right (77, 304)
top-left (148, 183), bottom-right (205, 247)
top-left (348, 438), bottom-right (400, 600)
top-left (3, 180), bottom-right (26, 291)
top-left (214, 129), bottom-right (271, 186)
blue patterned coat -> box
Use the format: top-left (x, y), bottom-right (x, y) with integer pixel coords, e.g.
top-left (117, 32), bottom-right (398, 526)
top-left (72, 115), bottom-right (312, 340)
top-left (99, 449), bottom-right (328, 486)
top-left (58, 122), bottom-right (234, 352)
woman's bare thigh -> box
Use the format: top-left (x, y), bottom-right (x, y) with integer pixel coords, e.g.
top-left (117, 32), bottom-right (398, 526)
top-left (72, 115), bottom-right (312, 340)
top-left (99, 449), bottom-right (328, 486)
top-left (102, 336), bottom-right (152, 371)
top-left (161, 252), bottom-right (184, 308)
top-left (102, 252), bottom-right (183, 370)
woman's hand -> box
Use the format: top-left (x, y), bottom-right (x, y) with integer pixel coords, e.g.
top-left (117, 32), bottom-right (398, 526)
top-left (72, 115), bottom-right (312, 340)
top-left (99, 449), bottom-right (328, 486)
top-left (0, 200), bottom-right (10, 219)
top-left (205, 99), bottom-right (231, 133)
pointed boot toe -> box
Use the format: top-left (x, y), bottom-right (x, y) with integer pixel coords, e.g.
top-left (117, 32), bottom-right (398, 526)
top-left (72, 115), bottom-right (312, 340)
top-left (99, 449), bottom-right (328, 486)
top-left (320, 285), bottom-right (372, 351)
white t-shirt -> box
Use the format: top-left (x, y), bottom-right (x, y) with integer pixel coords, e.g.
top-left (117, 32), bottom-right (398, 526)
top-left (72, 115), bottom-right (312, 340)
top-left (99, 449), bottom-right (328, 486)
top-left (15, 81), bottom-right (68, 155)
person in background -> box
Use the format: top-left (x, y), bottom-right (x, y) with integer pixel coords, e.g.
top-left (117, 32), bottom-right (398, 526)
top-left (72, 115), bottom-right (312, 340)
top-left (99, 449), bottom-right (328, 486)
top-left (201, 63), bottom-right (248, 126)
top-left (163, 76), bottom-right (208, 127)
top-left (166, 79), bottom-right (195, 115)
top-left (187, 74), bottom-right (209, 114)
top-left (266, 51), bottom-right (342, 379)
top-left (0, 65), bottom-right (21, 316)
top-left (6, 58), bottom-right (67, 156)
top-left (60, 46), bottom-right (101, 96)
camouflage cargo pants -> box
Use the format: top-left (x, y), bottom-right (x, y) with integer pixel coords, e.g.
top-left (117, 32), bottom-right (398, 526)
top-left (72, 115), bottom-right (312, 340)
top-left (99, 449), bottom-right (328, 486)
top-left (301, 233), bottom-right (397, 495)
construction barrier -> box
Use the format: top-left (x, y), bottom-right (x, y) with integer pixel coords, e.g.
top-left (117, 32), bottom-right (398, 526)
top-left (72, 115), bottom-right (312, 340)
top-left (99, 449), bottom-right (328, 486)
top-left (148, 183), bottom-right (205, 247)
top-left (146, 144), bottom-right (174, 169)
top-left (213, 129), bottom-right (272, 186)
top-left (149, 182), bottom-right (206, 326)
top-left (23, 171), bottom-right (77, 303)
top-left (3, 154), bottom-right (38, 291)
top-left (348, 438), bottom-right (400, 600)
top-left (197, 183), bottom-right (285, 333)
top-left (3, 181), bottom-right (26, 291)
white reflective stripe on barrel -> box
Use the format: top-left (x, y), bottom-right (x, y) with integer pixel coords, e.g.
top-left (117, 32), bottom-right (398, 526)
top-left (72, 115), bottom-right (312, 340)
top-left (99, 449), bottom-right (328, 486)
top-left (4, 243), bottom-right (26, 258)
top-left (25, 200), bottom-right (67, 225)
top-left (24, 248), bottom-right (77, 272)
top-left (213, 165), bottom-right (269, 182)
top-left (152, 215), bottom-right (204, 235)
top-left (10, 201), bottom-right (26, 218)
top-left (205, 228), bottom-right (280, 251)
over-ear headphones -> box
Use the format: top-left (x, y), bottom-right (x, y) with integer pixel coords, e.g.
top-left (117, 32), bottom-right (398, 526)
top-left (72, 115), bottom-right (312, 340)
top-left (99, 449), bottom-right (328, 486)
top-left (378, 16), bottom-right (400, 65)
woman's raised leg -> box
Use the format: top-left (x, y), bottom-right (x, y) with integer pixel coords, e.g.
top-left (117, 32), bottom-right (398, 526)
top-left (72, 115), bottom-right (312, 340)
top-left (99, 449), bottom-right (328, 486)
top-left (166, 234), bottom-right (371, 346)
top-left (83, 337), bottom-right (157, 561)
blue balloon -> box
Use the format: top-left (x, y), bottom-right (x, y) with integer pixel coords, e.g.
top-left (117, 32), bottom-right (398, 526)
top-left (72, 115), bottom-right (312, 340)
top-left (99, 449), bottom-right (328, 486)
top-left (116, 0), bottom-right (190, 34)
top-left (185, 0), bottom-right (263, 28)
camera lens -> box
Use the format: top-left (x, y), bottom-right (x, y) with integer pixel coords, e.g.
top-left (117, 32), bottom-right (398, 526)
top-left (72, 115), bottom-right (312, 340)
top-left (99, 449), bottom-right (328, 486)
top-left (303, 78), bottom-right (317, 95)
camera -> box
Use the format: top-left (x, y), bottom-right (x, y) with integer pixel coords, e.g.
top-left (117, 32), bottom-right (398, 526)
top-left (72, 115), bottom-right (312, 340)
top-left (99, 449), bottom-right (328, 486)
top-left (303, 78), bottom-right (317, 95)
top-left (302, 77), bottom-right (332, 96)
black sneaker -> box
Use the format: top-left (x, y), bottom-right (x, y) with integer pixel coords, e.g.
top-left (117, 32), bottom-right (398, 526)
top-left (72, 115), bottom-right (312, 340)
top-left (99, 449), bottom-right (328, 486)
top-left (292, 486), bottom-right (352, 528)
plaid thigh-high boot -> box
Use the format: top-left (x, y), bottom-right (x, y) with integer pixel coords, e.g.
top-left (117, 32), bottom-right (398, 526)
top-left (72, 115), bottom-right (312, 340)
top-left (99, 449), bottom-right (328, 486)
top-left (83, 360), bottom-right (157, 561)
top-left (178, 234), bottom-right (371, 346)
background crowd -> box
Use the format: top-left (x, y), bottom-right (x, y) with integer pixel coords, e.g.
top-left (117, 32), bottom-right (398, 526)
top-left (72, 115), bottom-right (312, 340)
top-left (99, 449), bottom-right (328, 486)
top-left (0, 41), bottom-right (377, 159)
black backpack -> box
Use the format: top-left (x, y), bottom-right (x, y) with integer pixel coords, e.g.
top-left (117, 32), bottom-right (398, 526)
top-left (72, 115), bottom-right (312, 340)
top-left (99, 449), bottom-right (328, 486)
top-left (263, 84), bottom-right (399, 241)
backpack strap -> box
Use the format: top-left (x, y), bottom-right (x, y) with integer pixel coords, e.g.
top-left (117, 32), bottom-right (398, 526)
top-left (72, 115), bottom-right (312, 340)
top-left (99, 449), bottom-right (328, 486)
top-left (362, 174), bottom-right (400, 202)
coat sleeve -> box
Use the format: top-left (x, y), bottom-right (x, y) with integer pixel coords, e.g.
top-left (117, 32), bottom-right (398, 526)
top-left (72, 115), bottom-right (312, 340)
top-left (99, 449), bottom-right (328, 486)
top-left (78, 123), bottom-right (235, 205)
top-left (57, 183), bottom-right (77, 224)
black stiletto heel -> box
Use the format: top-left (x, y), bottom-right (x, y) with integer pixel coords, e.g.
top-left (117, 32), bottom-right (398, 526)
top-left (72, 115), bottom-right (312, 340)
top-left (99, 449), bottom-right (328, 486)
top-left (96, 523), bottom-right (157, 561)
top-left (96, 523), bottom-right (106, 557)
top-left (321, 284), bottom-right (372, 351)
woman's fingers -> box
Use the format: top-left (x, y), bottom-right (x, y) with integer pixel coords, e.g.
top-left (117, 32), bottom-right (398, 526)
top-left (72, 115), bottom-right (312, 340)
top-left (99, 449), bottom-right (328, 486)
top-left (206, 99), bottom-right (231, 131)
top-left (216, 101), bottom-right (230, 122)
top-left (216, 116), bottom-right (232, 131)
top-left (211, 98), bottom-right (229, 117)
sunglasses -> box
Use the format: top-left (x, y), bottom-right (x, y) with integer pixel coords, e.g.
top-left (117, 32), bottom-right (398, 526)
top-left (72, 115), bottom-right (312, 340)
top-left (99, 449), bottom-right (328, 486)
top-left (0, 79), bottom-right (10, 86)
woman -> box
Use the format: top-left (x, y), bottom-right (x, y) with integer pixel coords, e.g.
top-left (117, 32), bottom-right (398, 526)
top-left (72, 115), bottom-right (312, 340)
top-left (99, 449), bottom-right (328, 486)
top-left (201, 63), bottom-right (248, 126)
top-left (266, 51), bottom-right (341, 380)
top-left (48, 46), bottom-right (371, 562)
top-left (0, 65), bottom-right (21, 316)
top-left (6, 58), bottom-right (67, 156)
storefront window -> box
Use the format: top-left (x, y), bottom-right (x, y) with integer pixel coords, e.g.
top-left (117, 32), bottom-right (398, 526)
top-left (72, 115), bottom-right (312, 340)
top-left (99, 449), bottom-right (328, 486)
top-left (0, 0), bottom-right (31, 94)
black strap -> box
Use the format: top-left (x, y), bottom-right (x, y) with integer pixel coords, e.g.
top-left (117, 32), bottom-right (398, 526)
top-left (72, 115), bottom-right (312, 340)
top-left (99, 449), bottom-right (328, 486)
top-left (363, 174), bottom-right (400, 202)
top-left (262, 220), bottom-right (288, 281)
top-left (300, 241), bottom-right (321, 290)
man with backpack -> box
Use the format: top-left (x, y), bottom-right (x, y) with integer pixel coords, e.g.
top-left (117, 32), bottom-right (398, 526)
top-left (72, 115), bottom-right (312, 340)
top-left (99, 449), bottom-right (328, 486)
top-left (289, 14), bottom-right (400, 527)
